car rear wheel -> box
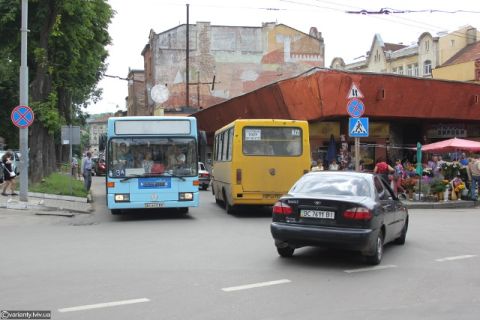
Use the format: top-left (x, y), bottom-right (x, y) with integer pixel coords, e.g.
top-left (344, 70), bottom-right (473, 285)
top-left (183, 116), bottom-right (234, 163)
top-left (277, 246), bottom-right (295, 258)
top-left (394, 219), bottom-right (408, 245)
top-left (365, 230), bottom-right (384, 265)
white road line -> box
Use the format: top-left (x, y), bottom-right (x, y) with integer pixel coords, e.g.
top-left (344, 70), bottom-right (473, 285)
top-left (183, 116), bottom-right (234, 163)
top-left (435, 255), bottom-right (477, 262)
top-left (58, 298), bottom-right (150, 313)
top-left (344, 265), bottom-right (397, 274)
top-left (222, 279), bottom-right (291, 292)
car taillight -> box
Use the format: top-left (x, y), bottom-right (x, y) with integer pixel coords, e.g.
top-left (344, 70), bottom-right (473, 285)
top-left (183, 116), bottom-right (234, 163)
top-left (200, 173), bottom-right (209, 178)
top-left (272, 201), bottom-right (293, 215)
top-left (343, 207), bottom-right (372, 220)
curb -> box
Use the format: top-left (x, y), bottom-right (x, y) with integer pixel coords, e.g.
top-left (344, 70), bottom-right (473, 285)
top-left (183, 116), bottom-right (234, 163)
top-left (28, 192), bottom-right (88, 203)
top-left (404, 200), bottom-right (479, 209)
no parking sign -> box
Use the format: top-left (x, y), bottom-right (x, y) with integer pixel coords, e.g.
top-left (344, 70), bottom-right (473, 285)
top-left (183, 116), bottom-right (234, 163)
top-left (11, 105), bottom-right (34, 128)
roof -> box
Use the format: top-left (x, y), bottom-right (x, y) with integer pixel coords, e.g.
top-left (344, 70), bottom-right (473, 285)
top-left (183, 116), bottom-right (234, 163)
top-left (441, 41), bottom-right (480, 67)
top-left (192, 68), bottom-right (480, 135)
top-left (384, 43), bottom-right (408, 52)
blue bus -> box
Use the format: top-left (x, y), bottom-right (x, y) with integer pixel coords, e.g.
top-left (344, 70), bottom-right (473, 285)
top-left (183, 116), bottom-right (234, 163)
top-left (106, 116), bottom-right (199, 214)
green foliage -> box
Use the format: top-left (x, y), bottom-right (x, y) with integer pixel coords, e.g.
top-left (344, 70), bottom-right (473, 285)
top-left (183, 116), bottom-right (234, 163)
top-left (30, 92), bottom-right (63, 134)
top-left (0, 0), bottom-right (114, 131)
top-left (29, 172), bottom-right (88, 197)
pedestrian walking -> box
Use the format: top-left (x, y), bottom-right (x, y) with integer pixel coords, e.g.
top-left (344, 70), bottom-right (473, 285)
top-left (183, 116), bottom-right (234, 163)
top-left (1, 151), bottom-right (17, 196)
top-left (467, 155), bottom-right (480, 201)
top-left (81, 152), bottom-right (93, 192)
top-left (373, 157), bottom-right (394, 183)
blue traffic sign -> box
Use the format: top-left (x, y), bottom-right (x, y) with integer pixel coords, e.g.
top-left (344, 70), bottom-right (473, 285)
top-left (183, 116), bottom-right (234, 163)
top-left (346, 98), bottom-right (365, 118)
top-left (349, 117), bottom-right (369, 137)
top-left (11, 105), bottom-right (34, 129)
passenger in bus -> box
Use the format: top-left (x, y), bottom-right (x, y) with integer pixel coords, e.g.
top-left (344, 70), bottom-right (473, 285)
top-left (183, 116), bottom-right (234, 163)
top-left (167, 144), bottom-right (186, 169)
top-left (143, 151), bottom-right (154, 173)
top-left (286, 140), bottom-right (301, 155)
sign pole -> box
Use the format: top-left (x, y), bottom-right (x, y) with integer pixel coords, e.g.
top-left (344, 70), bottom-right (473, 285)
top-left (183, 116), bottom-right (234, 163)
top-left (19, 0), bottom-right (29, 202)
top-left (355, 137), bottom-right (360, 171)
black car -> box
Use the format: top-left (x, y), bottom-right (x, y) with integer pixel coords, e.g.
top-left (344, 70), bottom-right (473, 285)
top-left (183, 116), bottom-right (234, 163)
top-left (271, 171), bottom-right (408, 265)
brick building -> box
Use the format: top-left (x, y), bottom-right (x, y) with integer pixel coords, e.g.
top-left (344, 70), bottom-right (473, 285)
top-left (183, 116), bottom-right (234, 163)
top-left (140, 22), bottom-right (325, 116)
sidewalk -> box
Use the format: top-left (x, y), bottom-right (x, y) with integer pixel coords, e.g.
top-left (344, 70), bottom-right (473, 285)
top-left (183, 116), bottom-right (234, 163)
top-left (0, 191), bottom-right (93, 214)
top-left (403, 199), bottom-right (479, 209)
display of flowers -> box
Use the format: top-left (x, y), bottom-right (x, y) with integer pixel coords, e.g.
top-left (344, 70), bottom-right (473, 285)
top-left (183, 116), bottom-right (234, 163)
top-left (401, 177), bottom-right (417, 191)
top-left (451, 177), bottom-right (465, 193)
top-left (441, 162), bottom-right (461, 180)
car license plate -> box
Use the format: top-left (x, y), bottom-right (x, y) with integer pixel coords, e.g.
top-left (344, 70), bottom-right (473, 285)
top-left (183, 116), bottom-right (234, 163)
top-left (300, 210), bottom-right (335, 219)
top-left (145, 202), bottom-right (164, 208)
top-left (263, 194), bottom-right (281, 199)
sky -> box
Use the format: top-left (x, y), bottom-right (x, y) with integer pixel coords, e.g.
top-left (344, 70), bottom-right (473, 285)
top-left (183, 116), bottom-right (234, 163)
top-left (87, 0), bottom-right (480, 115)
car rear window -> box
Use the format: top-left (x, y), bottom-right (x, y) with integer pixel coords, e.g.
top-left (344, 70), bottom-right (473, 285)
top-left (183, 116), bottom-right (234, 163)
top-left (290, 174), bottom-right (371, 197)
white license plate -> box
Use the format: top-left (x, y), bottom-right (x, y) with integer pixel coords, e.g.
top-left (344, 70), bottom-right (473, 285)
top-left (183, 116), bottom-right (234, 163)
top-left (300, 210), bottom-right (335, 219)
top-left (145, 202), bottom-right (164, 208)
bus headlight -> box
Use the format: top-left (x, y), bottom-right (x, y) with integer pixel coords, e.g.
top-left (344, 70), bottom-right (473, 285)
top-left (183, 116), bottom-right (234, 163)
top-left (179, 192), bottom-right (193, 201)
top-left (114, 194), bottom-right (130, 202)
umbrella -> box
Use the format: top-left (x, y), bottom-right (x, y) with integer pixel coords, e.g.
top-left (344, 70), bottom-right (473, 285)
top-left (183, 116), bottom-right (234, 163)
top-left (421, 137), bottom-right (480, 153)
top-left (326, 134), bottom-right (336, 164)
top-left (415, 142), bottom-right (423, 176)
top-left (416, 142), bottom-right (423, 201)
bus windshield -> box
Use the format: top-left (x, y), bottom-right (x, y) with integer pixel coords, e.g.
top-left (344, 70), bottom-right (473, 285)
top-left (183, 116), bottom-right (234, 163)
top-left (108, 137), bottom-right (197, 178)
top-left (242, 126), bottom-right (303, 156)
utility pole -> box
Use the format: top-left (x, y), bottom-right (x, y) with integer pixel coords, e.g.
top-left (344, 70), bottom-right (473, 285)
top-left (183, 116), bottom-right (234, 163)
top-left (186, 3), bottom-right (190, 108)
top-left (19, 0), bottom-right (29, 202)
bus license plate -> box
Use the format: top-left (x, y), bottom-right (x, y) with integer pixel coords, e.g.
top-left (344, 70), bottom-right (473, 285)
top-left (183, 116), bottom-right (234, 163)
top-left (145, 202), bottom-right (164, 208)
top-left (300, 210), bottom-right (335, 219)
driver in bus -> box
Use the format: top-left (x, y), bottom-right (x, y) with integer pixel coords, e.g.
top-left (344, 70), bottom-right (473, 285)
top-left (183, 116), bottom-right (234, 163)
top-left (115, 142), bottom-right (134, 168)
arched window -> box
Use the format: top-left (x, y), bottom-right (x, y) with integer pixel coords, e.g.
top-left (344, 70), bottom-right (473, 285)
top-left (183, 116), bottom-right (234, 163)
top-left (423, 60), bottom-right (432, 75)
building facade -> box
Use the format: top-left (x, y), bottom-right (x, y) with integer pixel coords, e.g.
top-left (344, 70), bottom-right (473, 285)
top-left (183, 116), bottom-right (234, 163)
top-left (86, 113), bottom-right (112, 155)
top-left (432, 41), bottom-right (480, 83)
top-left (126, 69), bottom-right (146, 116)
top-left (331, 26), bottom-right (479, 79)
top-left (140, 22), bottom-right (325, 116)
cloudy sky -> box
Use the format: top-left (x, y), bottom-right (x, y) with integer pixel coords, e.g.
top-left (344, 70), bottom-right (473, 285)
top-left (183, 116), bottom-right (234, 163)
top-left (88, 0), bottom-right (480, 114)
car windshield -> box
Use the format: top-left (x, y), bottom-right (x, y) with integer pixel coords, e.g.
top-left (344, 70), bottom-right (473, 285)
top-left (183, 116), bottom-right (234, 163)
top-left (290, 174), bottom-right (372, 197)
top-left (108, 137), bottom-right (197, 178)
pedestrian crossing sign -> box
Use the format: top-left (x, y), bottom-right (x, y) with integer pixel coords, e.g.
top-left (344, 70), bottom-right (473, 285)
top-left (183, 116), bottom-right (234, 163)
top-left (349, 117), bottom-right (369, 137)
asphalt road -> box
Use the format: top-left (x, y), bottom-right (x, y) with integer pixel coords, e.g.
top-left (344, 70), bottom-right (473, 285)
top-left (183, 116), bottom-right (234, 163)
top-left (1, 176), bottom-right (479, 320)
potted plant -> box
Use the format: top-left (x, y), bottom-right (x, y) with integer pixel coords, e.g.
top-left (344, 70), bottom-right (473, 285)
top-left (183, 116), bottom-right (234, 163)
top-left (401, 177), bottom-right (417, 200)
top-left (430, 178), bottom-right (448, 200)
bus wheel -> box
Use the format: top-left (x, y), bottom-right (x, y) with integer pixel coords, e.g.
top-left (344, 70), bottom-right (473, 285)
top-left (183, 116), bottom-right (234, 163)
top-left (178, 207), bottom-right (189, 215)
top-left (222, 189), bottom-right (235, 214)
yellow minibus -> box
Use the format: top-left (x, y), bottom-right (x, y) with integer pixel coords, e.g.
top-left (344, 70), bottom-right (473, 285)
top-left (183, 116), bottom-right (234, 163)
top-left (211, 119), bottom-right (311, 213)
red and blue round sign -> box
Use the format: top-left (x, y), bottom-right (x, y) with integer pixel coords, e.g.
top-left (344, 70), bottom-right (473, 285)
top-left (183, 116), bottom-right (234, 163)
top-left (11, 105), bottom-right (34, 129)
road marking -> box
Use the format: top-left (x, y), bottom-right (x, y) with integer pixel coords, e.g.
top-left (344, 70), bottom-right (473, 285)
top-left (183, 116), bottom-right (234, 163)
top-left (435, 255), bottom-right (477, 262)
top-left (58, 298), bottom-right (150, 313)
top-left (222, 279), bottom-right (291, 292)
top-left (344, 265), bottom-right (397, 274)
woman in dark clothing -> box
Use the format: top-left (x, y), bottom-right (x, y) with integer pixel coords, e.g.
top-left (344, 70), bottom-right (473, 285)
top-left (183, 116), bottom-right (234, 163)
top-left (2, 151), bottom-right (17, 196)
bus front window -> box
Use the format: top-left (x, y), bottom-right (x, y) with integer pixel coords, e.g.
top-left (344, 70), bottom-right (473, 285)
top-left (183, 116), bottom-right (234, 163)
top-left (108, 138), bottom-right (197, 178)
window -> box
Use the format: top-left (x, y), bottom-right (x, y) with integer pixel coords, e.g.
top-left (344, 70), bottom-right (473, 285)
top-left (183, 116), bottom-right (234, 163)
top-left (413, 63), bottom-right (419, 76)
top-left (450, 39), bottom-right (455, 47)
top-left (406, 64), bottom-right (413, 76)
top-left (242, 127), bottom-right (303, 156)
top-left (423, 60), bottom-right (432, 75)
top-left (392, 67), bottom-right (397, 74)
top-left (397, 66), bottom-right (404, 75)
top-left (425, 40), bottom-right (430, 52)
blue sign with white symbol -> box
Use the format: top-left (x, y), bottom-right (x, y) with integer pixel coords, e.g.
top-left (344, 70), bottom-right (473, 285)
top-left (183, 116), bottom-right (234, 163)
top-left (346, 98), bottom-right (365, 118)
top-left (11, 105), bottom-right (34, 129)
top-left (349, 117), bottom-right (369, 137)
top-left (138, 177), bottom-right (171, 189)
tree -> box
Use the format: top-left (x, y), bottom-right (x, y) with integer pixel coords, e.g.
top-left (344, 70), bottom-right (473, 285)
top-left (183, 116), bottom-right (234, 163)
top-left (0, 0), bottom-right (113, 182)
